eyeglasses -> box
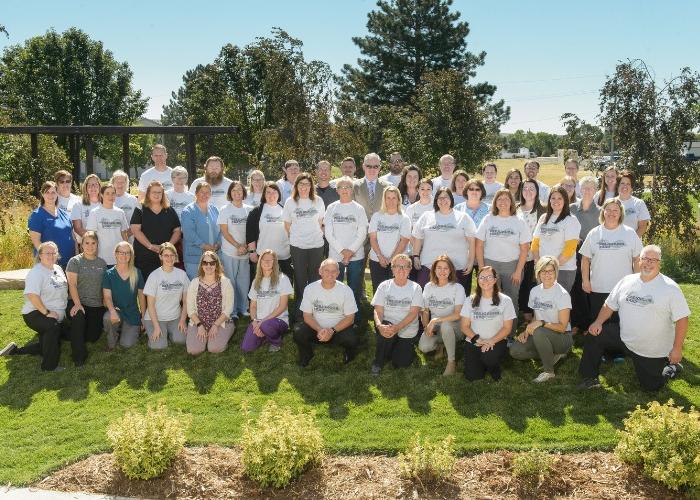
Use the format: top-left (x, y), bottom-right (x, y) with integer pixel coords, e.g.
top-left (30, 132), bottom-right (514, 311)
top-left (297, 181), bottom-right (312, 186)
top-left (391, 264), bottom-right (411, 270)
top-left (161, 253), bottom-right (177, 258)
top-left (467, 188), bottom-right (481, 192)
top-left (115, 251), bottom-right (130, 256)
top-left (478, 275), bottom-right (495, 282)
top-left (641, 257), bottom-right (660, 263)
top-left (202, 260), bottom-right (217, 266)
top-left (364, 165), bottom-right (380, 170)
top-left (437, 196), bottom-right (451, 201)
top-left (41, 251), bottom-right (57, 256)
top-left (336, 185), bottom-right (352, 190)
top-left (540, 268), bottom-right (556, 275)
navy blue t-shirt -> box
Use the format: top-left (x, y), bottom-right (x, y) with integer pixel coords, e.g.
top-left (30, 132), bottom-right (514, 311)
top-left (28, 206), bottom-right (75, 268)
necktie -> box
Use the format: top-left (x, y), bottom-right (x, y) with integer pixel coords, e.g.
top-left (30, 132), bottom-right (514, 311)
top-left (368, 181), bottom-right (375, 200)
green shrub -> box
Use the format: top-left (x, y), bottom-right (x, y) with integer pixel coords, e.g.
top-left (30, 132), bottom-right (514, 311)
top-left (511, 449), bottom-right (555, 482)
top-left (657, 234), bottom-right (700, 284)
top-left (616, 399), bottom-right (700, 490)
top-left (240, 400), bottom-right (324, 488)
top-left (0, 182), bottom-right (34, 270)
top-left (398, 432), bottom-right (456, 483)
top-left (107, 402), bottom-right (189, 480)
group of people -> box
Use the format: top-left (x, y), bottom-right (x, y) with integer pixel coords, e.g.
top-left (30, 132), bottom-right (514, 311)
top-left (2, 146), bottom-right (689, 393)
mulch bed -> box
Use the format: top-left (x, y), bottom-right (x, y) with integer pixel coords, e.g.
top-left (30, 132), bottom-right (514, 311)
top-left (36, 446), bottom-right (683, 499)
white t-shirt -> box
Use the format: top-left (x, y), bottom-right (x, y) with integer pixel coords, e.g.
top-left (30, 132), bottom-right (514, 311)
top-left (277, 179), bottom-right (293, 204)
top-left (431, 176), bottom-right (452, 193)
top-left (115, 193), bottom-right (139, 225)
top-left (579, 224), bottom-right (643, 293)
top-left (248, 274), bottom-right (293, 324)
top-left (483, 182), bottom-right (503, 198)
top-left (476, 214), bottom-right (531, 262)
top-left (143, 267), bottom-right (190, 321)
top-left (165, 189), bottom-right (195, 219)
top-left (58, 193), bottom-right (81, 213)
top-left (300, 280), bottom-right (358, 329)
top-left (324, 200), bottom-right (368, 262)
top-left (371, 279), bottom-right (424, 338)
top-left (189, 177), bottom-right (233, 209)
top-left (618, 196), bottom-right (650, 232)
top-left (138, 166), bottom-right (173, 193)
top-left (379, 173), bottom-right (401, 186)
top-left (257, 204), bottom-right (290, 260)
top-left (460, 293), bottom-right (516, 340)
top-left (517, 207), bottom-right (540, 262)
top-left (368, 211), bottom-right (411, 262)
top-left (423, 282), bottom-right (466, 318)
top-left (245, 192), bottom-right (262, 208)
top-left (413, 210), bottom-right (476, 270)
top-left (217, 203), bottom-right (253, 258)
top-left (405, 201), bottom-right (434, 228)
top-left (86, 206), bottom-right (129, 265)
top-left (22, 264), bottom-right (68, 320)
top-left (70, 201), bottom-right (101, 226)
top-left (606, 273), bottom-right (690, 358)
top-left (528, 283), bottom-right (572, 330)
top-left (282, 197), bottom-right (325, 249)
top-left (533, 214), bottom-right (581, 271)
top-left (536, 180), bottom-right (550, 204)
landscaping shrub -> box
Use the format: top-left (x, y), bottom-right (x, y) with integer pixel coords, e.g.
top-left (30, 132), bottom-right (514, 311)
top-left (511, 449), bottom-right (555, 483)
top-left (398, 432), bottom-right (456, 483)
top-left (0, 181), bottom-right (34, 270)
top-left (106, 402), bottom-right (189, 480)
top-left (616, 399), bottom-right (700, 491)
top-left (240, 400), bottom-right (324, 488)
top-left (657, 234), bottom-right (700, 284)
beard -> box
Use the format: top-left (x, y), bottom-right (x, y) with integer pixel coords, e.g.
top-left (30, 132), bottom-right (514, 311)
top-left (205, 171), bottom-right (224, 185)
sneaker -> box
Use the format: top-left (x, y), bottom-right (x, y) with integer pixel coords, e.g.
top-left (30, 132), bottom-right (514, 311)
top-left (552, 353), bottom-right (566, 366)
top-left (370, 364), bottom-right (382, 376)
top-left (240, 312), bottom-right (251, 318)
top-left (578, 377), bottom-right (601, 390)
top-left (533, 371), bottom-right (556, 383)
top-left (662, 363), bottom-right (683, 380)
top-left (613, 356), bottom-right (625, 364)
top-left (268, 344), bottom-right (281, 353)
top-left (443, 360), bottom-right (456, 376)
top-left (0, 342), bottom-right (17, 356)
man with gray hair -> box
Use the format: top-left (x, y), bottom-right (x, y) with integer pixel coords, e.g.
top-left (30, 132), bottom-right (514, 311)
top-left (138, 144), bottom-right (173, 202)
top-left (578, 245), bottom-right (690, 391)
top-left (432, 154), bottom-right (456, 192)
top-left (353, 153), bottom-right (390, 224)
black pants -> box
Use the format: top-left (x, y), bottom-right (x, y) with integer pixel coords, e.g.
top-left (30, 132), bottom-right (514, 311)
top-left (67, 301), bottom-right (105, 365)
top-left (293, 322), bottom-right (358, 364)
top-left (588, 292), bottom-right (619, 325)
top-left (519, 260), bottom-right (536, 314)
top-left (369, 259), bottom-right (393, 296)
top-left (463, 339), bottom-right (507, 381)
top-left (290, 246), bottom-right (323, 317)
top-left (18, 311), bottom-right (68, 371)
top-left (373, 327), bottom-right (417, 368)
top-left (578, 323), bottom-right (668, 391)
top-left (570, 252), bottom-right (590, 330)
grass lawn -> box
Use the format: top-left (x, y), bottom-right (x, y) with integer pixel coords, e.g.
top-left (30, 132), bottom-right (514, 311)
top-left (0, 284), bottom-right (698, 485)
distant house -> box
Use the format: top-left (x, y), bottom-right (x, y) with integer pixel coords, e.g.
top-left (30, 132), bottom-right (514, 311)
top-left (682, 141), bottom-right (700, 160)
top-left (499, 147), bottom-right (534, 159)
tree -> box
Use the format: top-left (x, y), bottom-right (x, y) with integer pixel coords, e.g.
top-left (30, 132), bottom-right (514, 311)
top-left (341, 0), bottom-right (488, 107)
top-left (560, 113), bottom-right (606, 160)
top-left (162, 29), bottom-right (336, 177)
top-left (599, 60), bottom-right (700, 238)
top-left (383, 70), bottom-right (504, 176)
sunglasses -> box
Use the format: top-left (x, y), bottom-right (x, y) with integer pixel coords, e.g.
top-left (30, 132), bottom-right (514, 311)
top-left (202, 260), bottom-right (217, 266)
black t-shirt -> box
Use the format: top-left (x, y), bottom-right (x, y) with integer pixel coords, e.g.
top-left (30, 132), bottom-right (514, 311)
top-left (130, 206), bottom-right (181, 263)
top-left (316, 185), bottom-right (340, 208)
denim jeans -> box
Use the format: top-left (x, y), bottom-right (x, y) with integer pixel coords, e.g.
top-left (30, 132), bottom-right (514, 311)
top-left (221, 254), bottom-right (250, 316)
top-left (338, 259), bottom-right (364, 309)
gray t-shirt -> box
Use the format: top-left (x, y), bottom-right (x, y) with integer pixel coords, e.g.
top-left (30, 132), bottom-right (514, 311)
top-left (569, 201), bottom-right (601, 241)
top-left (66, 254), bottom-right (108, 307)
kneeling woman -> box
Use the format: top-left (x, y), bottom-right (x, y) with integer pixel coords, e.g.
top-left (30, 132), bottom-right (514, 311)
top-left (370, 254), bottom-right (424, 375)
top-left (418, 255), bottom-right (466, 376)
top-left (241, 249), bottom-right (293, 352)
top-left (186, 251), bottom-right (235, 354)
top-left (460, 266), bottom-right (516, 381)
top-left (509, 256), bottom-right (573, 383)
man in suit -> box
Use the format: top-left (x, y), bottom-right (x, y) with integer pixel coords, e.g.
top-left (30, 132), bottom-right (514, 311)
top-left (354, 153), bottom-right (390, 301)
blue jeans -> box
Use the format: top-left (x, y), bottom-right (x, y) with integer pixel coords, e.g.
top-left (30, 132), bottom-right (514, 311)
top-left (221, 253), bottom-right (250, 316)
top-left (338, 259), bottom-right (364, 309)
top-left (184, 261), bottom-right (199, 280)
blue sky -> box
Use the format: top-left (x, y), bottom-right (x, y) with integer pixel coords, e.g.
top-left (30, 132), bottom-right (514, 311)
top-left (2, 0), bottom-right (698, 133)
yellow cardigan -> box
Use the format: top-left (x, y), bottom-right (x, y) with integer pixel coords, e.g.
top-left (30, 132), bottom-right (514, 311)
top-left (186, 276), bottom-right (235, 319)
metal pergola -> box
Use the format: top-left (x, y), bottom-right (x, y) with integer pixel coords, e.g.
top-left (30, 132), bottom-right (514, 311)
top-left (0, 125), bottom-right (240, 183)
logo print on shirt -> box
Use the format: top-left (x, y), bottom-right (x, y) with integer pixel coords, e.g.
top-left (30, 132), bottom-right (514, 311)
top-left (159, 281), bottom-right (184, 292)
top-left (264, 214), bottom-right (282, 223)
top-left (624, 293), bottom-right (653, 307)
top-left (312, 300), bottom-right (341, 314)
top-left (385, 295), bottom-right (413, 308)
top-left (428, 223), bottom-right (456, 232)
top-left (99, 217), bottom-right (124, 229)
top-left (532, 298), bottom-right (554, 310)
top-left (377, 221), bottom-right (400, 233)
top-left (539, 225), bottom-right (560, 236)
top-left (473, 309), bottom-right (502, 321)
top-left (488, 227), bottom-right (516, 238)
top-left (597, 239), bottom-right (627, 250)
top-left (333, 214), bottom-right (357, 224)
top-left (427, 296), bottom-right (454, 309)
top-left (294, 207), bottom-right (318, 218)
top-left (229, 215), bottom-right (248, 225)
top-left (256, 288), bottom-right (279, 299)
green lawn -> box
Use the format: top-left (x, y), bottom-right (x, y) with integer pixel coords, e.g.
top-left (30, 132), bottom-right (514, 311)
top-left (0, 286), bottom-right (698, 485)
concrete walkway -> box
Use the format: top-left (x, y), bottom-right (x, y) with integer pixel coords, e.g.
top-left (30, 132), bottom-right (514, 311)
top-left (0, 268), bottom-right (29, 290)
top-left (2, 487), bottom-right (134, 499)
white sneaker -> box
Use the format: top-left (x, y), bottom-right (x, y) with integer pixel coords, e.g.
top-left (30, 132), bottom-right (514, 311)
top-left (268, 344), bottom-right (281, 353)
top-left (552, 353), bottom-right (566, 366)
top-left (533, 372), bottom-right (556, 383)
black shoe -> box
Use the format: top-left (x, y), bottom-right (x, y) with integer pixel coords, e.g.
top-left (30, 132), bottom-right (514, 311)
top-left (343, 350), bottom-right (356, 365)
top-left (297, 353), bottom-right (314, 368)
top-left (577, 377), bottom-right (601, 390)
top-left (0, 342), bottom-right (17, 356)
top-left (370, 363), bottom-right (382, 376)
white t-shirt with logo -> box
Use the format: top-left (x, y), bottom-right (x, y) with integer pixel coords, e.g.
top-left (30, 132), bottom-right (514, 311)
top-left (533, 214), bottom-right (581, 271)
top-left (431, 176), bottom-right (452, 193)
top-left (368, 211), bottom-right (411, 262)
top-left (245, 192), bottom-right (262, 208)
top-left (138, 166), bottom-right (174, 193)
top-left (277, 179), bottom-right (293, 204)
top-left (413, 210), bottom-right (477, 270)
top-left (371, 279), bottom-right (424, 338)
top-left (115, 193), bottom-right (139, 225)
top-left (606, 273), bottom-right (690, 358)
top-left (217, 203), bottom-right (253, 258)
top-left (22, 264), bottom-right (68, 320)
top-left (324, 200), bottom-right (368, 262)
top-left (379, 173), bottom-right (401, 186)
top-left (58, 193), bottom-right (81, 213)
top-left (618, 196), bottom-right (650, 232)
top-left (248, 274), bottom-right (293, 324)
top-left (86, 206), bottom-right (130, 265)
top-left (70, 201), bottom-right (101, 226)
top-left (143, 267), bottom-right (190, 322)
top-left (405, 201), bottom-right (434, 228)
top-left (189, 177), bottom-right (233, 209)
top-left (579, 224), bottom-right (643, 293)
top-left (460, 292), bottom-right (516, 340)
top-left (165, 189), bottom-right (195, 220)
top-left (423, 282), bottom-right (466, 318)
top-left (282, 197), bottom-right (325, 249)
top-left (300, 280), bottom-right (358, 329)
top-left (257, 204), bottom-right (290, 260)
top-left (528, 283), bottom-right (572, 330)
top-left (476, 214), bottom-right (531, 262)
